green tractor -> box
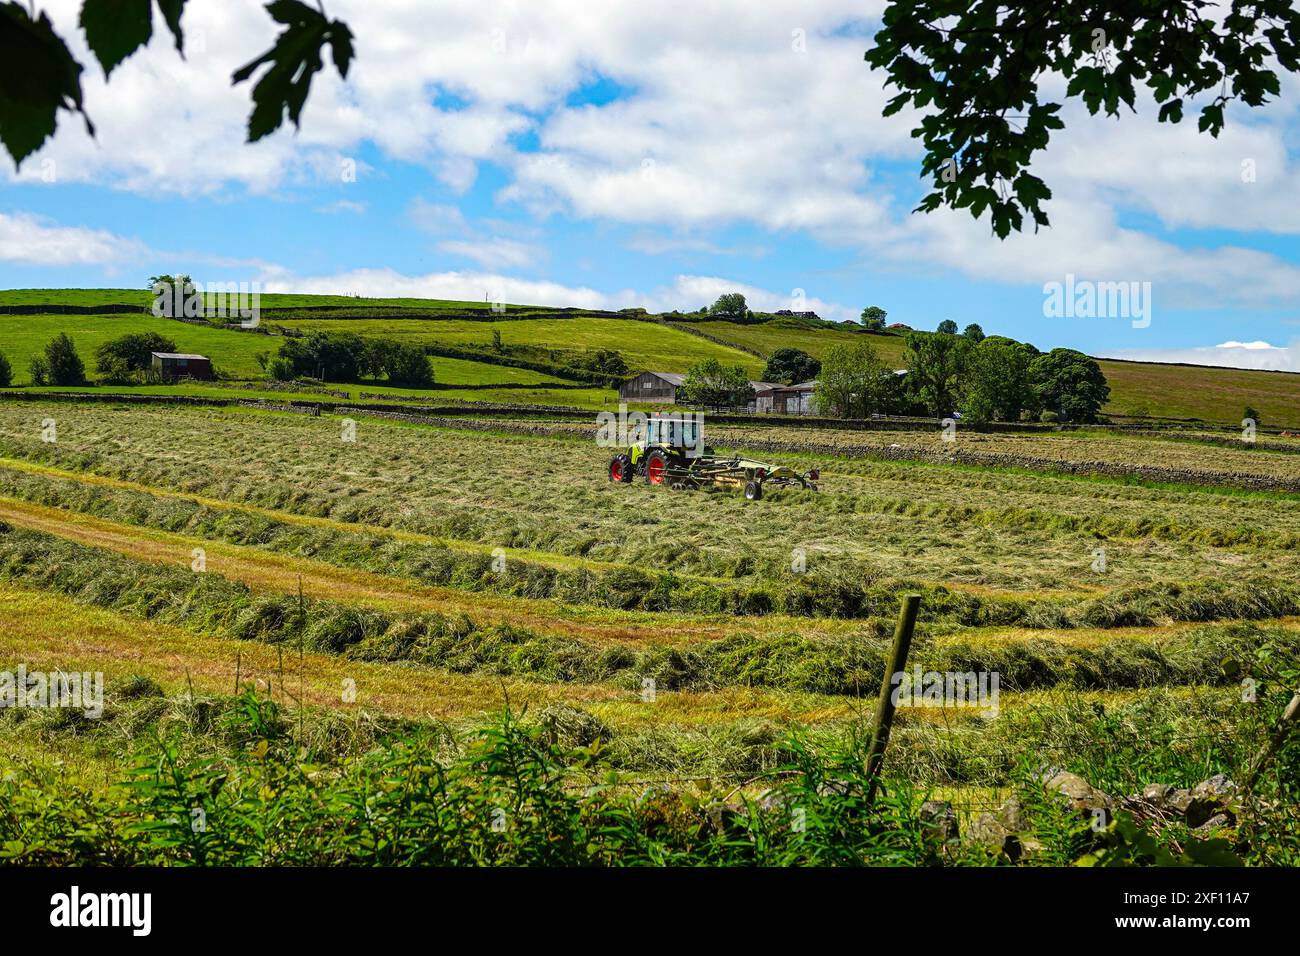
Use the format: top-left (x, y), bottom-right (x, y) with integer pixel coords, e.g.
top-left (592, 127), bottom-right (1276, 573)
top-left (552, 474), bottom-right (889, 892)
top-left (606, 417), bottom-right (818, 500)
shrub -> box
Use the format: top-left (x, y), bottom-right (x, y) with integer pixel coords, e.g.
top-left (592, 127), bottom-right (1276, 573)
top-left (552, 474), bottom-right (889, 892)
top-left (380, 343), bottom-right (434, 387)
top-left (0, 350), bottom-right (10, 388)
top-left (31, 333), bottom-right (86, 386)
top-left (266, 356), bottom-right (295, 381)
top-left (95, 355), bottom-right (134, 385)
top-left (95, 332), bottom-right (177, 376)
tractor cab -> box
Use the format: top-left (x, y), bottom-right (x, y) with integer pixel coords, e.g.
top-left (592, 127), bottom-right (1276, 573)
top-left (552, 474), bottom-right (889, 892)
top-left (638, 416), bottom-right (705, 459)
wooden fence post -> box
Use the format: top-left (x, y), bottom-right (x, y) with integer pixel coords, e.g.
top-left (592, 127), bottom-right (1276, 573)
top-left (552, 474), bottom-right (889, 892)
top-left (865, 593), bottom-right (922, 805)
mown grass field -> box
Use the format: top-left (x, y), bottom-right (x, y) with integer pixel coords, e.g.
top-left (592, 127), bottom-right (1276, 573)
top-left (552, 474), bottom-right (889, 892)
top-left (0, 397), bottom-right (1296, 865)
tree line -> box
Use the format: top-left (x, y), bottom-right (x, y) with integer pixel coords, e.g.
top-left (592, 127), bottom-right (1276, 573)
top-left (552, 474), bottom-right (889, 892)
top-left (262, 331), bottom-right (433, 386)
top-left (818, 327), bottom-right (1110, 423)
top-left (673, 319), bottom-right (1110, 423)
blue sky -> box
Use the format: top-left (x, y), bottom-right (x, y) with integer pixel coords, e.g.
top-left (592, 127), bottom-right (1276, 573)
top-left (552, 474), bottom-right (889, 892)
top-left (4, 0), bottom-right (1300, 370)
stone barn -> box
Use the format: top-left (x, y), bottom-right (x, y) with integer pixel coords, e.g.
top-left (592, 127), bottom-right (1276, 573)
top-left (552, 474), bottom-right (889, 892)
top-left (618, 371), bottom-right (685, 404)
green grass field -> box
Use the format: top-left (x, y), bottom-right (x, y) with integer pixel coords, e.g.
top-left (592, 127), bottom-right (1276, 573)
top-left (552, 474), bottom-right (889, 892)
top-left (0, 398), bottom-right (1295, 864)
top-left (1097, 358), bottom-right (1300, 425)
top-left (0, 288), bottom-right (541, 312)
top-left (270, 315), bottom-right (766, 376)
top-left (690, 319), bottom-right (908, 364)
top-left (6, 289), bottom-right (1300, 426)
top-left (0, 313), bottom-right (274, 380)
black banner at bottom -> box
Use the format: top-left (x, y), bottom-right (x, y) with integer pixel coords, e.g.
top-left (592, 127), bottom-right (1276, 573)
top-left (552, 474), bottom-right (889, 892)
top-left (0, 865), bottom-right (1288, 942)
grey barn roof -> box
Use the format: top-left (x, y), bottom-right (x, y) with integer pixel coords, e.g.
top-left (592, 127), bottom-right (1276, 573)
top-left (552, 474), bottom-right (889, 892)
top-left (641, 371), bottom-right (685, 385)
top-left (151, 352), bottom-right (209, 360)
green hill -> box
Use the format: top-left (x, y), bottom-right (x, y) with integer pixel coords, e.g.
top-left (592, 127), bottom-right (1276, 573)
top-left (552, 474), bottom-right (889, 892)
top-left (3, 289), bottom-right (1299, 425)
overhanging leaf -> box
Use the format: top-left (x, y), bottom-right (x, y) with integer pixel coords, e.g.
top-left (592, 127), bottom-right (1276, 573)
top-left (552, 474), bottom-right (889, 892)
top-left (80, 0), bottom-right (154, 78)
top-left (156, 0), bottom-right (188, 55)
top-left (0, 2), bottom-right (94, 166)
top-left (232, 0), bottom-right (355, 143)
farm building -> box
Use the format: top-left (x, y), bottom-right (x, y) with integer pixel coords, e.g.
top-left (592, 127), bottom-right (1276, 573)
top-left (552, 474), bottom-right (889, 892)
top-left (619, 371), bottom-right (685, 403)
top-left (749, 382), bottom-right (786, 413)
top-left (150, 352), bottom-right (213, 380)
top-left (768, 381), bottom-right (819, 415)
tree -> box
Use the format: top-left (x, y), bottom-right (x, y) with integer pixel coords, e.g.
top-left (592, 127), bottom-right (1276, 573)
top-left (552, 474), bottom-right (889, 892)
top-left (1029, 348), bottom-right (1110, 423)
top-left (903, 331), bottom-right (969, 417)
top-left (571, 349), bottom-right (629, 377)
top-left (860, 305), bottom-right (888, 330)
top-left (30, 333), bottom-right (86, 386)
top-left (960, 338), bottom-right (1032, 423)
top-left (936, 319), bottom-right (958, 335)
top-left (963, 323), bottom-right (985, 342)
top-left (984, 334), bottom-right (1040, 357)
top-left (95, 331), bottom-right (177, 376)
top-left (0, 1), bottom-right (355, 167)
top-left (709, 293), bottom-right (748, 318)
top-left (0, 350), bottom-right (10, 388)
top-left (382, 344), bottom-right (434, 387)
top-left (276, 330), bottom-right (365, 381)
top-left (1245, 405), bottom-right (1262, 426)
top-left (148, 274), bottom-right (192, 291)
top-left (867, 1), bottom-right (1300, 237)
top-left (679, 359), bottom-right (755, 411)
top-left (763, 347), bottom-right (821, 385)
top-left (816, 341), bottom-right (893, 418)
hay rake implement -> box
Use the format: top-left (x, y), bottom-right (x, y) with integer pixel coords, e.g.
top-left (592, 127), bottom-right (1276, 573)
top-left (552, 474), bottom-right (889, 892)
top-left (606, 416), bottom-right (817, 500)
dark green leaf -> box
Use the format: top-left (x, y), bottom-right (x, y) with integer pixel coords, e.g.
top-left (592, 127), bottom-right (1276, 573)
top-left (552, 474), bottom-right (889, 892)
top-left (156, 0), bottom-right (188, 55)
top-left (80, 0), bottom-right (154, 78)
top-left (232, 0), bottom-right (354, 143)
top-left (0, 2), bottom-right (94, 165)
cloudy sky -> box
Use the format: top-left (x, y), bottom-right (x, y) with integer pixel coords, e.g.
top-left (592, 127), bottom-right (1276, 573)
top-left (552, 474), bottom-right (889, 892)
top-left (4, 0), bottom-right (1300, 369)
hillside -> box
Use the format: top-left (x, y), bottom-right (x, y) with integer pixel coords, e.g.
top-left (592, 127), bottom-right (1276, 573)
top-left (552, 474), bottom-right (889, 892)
top-left (2, 288), bottom-right (1298, 425)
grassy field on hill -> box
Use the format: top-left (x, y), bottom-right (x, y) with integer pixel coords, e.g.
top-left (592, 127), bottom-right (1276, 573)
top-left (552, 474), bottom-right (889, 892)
top-left (1097, 358), bottom-right (1300, 425)
top-left (0, 313), bottom-right (581, 390)
top-left (271, 315), bottom-right (766, 376)
top-left (690, 319), bottom-right (908, 364)
top-left (4, 289), bottom-right (1300, 426)
top-left (0, 288), bottom-right (536, 312)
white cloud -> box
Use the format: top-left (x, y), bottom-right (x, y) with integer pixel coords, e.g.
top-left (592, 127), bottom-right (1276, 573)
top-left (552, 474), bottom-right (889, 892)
top-left (624, 233), bottom-right (770, 258)
top-left (407, 200), bottom-right (468, 234)
top-left (262, 267), bottom-right (616, 310)
top-left (317, 199), bottom-right (368, 214)
top-left (0, 212), bottom-right (145, 265)
top-left (436, 237), bottom-right (540, 269)
top-left (1111, 340), bottom-right (1300, 371)
top-left (1217, 340), bottom-right (1283, 350)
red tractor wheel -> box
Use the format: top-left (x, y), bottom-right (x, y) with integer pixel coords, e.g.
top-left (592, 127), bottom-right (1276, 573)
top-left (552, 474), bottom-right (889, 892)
top-left (608, 455), bottom-right (632, 483)
top-left (645, 449), bottom-right (670, 485)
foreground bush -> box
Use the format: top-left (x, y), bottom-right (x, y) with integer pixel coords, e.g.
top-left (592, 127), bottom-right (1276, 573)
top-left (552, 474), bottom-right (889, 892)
top-left (2, 690), bottom-right (1293, 866)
